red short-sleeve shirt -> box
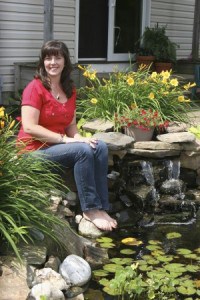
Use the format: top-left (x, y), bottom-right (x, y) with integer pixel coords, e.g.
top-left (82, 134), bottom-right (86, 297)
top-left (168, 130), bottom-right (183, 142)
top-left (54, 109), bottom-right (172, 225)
top-left (17, 78), bottom-right (76, 151)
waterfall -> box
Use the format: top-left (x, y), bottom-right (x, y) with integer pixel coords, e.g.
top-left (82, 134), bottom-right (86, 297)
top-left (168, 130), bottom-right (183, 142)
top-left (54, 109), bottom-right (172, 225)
top-left (140, 161), bottom-right (154, 186)
top-left (140, 161), bottom-right (160, 203)
top-left (165, 160), bottom-right (180, 180)
top-left (164, 160), bottom-right (185, 200)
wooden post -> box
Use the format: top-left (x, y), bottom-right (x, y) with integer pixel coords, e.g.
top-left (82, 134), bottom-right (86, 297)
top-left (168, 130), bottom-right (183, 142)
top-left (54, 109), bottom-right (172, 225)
top-left (192, 0), bottom-right (200, 60)
top-left (44, 0), bottom-right (54, 42)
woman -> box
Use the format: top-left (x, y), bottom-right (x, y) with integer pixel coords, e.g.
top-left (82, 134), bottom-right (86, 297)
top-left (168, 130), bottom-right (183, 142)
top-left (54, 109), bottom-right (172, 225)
top-left (17, 40), bottom-right (117, 231)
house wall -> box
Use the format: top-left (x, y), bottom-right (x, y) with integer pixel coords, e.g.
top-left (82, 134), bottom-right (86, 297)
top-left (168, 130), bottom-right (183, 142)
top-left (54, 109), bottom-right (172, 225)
top-left (151, 0), bottom-right (195, 60)
top-left (0, 0), bottom-right (198, 103)
top-left (0, 0), bottom-right (76, 103)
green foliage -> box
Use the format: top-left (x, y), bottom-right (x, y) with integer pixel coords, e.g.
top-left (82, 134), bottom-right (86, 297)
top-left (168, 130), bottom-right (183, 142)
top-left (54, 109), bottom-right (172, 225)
top-left (77, 65), bottom-right (194, 129)
top-left (188, 125), bottom-right (200, 139)
top-left (141, 24), bottom-right (178, 63)
top-left (0, 108), bottom-right (69, 260)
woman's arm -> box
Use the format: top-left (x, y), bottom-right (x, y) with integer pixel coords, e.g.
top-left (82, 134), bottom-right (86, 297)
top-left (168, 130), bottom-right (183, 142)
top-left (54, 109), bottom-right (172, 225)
top-left (22, 105), bottom-right (63, 143)
top-left (22, 106), bottom-right (97, 147)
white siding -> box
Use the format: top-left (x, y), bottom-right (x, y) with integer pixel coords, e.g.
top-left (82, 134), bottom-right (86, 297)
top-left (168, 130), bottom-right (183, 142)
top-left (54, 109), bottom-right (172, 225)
top-left (151, 0), bottom-right (195, 60)
top-left (0, 0), bottom-right (198, 100)
top-left (0, 0), bottom-right (76, 98)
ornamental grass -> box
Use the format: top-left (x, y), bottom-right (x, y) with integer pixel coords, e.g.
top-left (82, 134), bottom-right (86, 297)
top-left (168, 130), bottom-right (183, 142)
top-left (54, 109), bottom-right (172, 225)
top-left (0, 107), bottom-right (68, 260)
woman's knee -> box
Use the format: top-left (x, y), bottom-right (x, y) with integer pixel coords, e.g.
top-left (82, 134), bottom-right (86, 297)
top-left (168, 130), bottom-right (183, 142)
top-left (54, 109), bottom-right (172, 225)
top-left (96, 140), bottom-right (108, 156)
top-left (78, 143), bottom-right (93, 158)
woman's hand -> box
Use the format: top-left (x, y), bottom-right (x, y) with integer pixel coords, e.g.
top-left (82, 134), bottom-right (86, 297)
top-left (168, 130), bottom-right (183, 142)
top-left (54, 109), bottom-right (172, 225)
top-left (75, 136), bottom-right (98, 148)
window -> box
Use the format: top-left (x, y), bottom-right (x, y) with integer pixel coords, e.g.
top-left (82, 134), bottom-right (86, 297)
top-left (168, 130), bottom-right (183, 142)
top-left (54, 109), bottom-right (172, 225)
top-left (78, 0), bottom-right (150, 62)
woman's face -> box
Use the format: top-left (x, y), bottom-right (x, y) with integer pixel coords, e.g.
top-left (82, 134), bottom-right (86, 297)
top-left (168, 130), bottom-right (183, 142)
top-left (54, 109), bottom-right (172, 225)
top-left (44, 53), bottom-right (65, 78)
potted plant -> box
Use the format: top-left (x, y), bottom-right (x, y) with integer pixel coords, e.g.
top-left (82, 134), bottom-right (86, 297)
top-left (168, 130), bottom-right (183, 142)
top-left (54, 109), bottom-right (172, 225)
top-left (136, 24), bottom-right (179, 73)
top-left (114, 106), bottom-right (169, 141)
top-left (135, 28), bottom-right (156, 70)
top-left (147, 24), bottom-right (178, 72)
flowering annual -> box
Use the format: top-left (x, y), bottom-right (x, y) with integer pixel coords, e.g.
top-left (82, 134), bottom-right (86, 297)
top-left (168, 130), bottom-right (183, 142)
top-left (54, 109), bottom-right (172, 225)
top-left (114, 106), bottom-right (169, 131)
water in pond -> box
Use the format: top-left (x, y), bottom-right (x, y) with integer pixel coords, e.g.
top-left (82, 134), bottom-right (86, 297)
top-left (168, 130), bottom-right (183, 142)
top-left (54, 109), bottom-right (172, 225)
top-left (84, 159), bottom-right (200, 299)
top-left (85, 207), bottom-right (200, 300)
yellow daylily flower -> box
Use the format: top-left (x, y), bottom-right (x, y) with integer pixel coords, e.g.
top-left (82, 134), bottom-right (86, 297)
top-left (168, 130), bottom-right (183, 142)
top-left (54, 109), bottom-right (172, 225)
top-left (148, 92), bottom-right (155, 100)
top-left (151, 72), bottom-right (158, 78)
top-left (0, 109), bottom-right (5, 118)
top-left (170, 78), bottom-right (179, 87)
top-left (161, 70), bottom-right (170, 79)
top-left (90, 98), bottom-right (98, 104)
top-left (0, 120), bottom-right (5, 128)
top-left (89, 72), bottom-right (97, 80)
top-left (178, 95), bottom-right (190, 102)
top-left (83, 70), bottom-right (90, 78)
top-left (127, 77), bottom-right (134, 86)
top-left (162, 78), bottom-right (167, 84)
top-left (9, 120), bottom-right (15, 129)
top-left (184, 82), bottom-right (196, 90)
top-left (77, 64), bottom-right (85, 70)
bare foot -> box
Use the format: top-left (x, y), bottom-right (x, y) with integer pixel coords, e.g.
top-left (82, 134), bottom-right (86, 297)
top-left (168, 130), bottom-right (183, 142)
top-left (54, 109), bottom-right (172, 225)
top-left (83, 209), bottom-right (117, 231)
top-left (100, 210), bottom-right (118, 228)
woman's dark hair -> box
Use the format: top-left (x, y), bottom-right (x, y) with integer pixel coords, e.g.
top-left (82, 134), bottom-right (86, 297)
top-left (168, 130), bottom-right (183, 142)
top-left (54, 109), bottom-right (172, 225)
top-left (36, 40), bottom-right (74, 97)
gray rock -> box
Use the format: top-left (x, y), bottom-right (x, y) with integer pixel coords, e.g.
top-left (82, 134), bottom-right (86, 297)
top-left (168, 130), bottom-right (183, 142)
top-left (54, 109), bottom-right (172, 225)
top-left (82, 118), bottom-right (114, 132)
top-left (59, 254), bottom-right (91, 287)
top-left (93, 132), bottom-right (134, 150)
top-left (45, 256), bottom-right (61, 272)
top-left (156, 132), bottom-right (196, 143)
top-left (20, 245), bottom-right (47, 265)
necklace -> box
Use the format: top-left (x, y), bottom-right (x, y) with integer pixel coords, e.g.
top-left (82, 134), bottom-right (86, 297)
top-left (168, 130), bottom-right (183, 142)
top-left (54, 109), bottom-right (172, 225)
top-left (51, 87), bottom-right (60, 100)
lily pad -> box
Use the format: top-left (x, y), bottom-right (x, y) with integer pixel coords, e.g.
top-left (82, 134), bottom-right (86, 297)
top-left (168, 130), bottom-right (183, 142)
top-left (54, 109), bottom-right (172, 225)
top-left (146, 245), bottom-right (162, 251)
top-left (93, 270), bottom-right (109, 277)
top-left (146, 259), bottom-right (160, 265)
top-left (148, 239), bottom-right (162, 245)
top-left (156, 255), bottom-right (174, 262)
top-left (166, 232), bottom-right (182, 239)
top-left (99, 242), bottom-right (115, 249)
top-left (120, 248), bottom-right (136, 255)
top-left (186, 265), bottom-right (199, 273)
top-left (176, 248), bottom-right (192, 255)
top-left (151, 250), bottom-right (165, 257)
top-left (139, 264), bottom-right (153, 272)
top-left (164, 263), bottom-right (186, 273)
top-left (103, 263), bottom-right (123, 273)
top-left (96, 237), bottom-right (113, 243)
top-left (110, 257), bottom-right (133, 265)
top-left (194, 247), bottom-right (200, 254)
top-left (184, 253), bottom-right (198, 259)
top-left (177, 286), bottom-right (196, 296)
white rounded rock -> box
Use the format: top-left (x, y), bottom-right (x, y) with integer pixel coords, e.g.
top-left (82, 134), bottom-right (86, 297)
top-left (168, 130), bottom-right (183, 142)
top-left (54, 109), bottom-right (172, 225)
top-left (59, 254), bottom-right (91, 286)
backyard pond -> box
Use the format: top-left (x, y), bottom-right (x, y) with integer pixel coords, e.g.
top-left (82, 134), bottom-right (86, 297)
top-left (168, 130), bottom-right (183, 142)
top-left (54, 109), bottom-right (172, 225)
top-left (84, 210), bottom-right (200, 300)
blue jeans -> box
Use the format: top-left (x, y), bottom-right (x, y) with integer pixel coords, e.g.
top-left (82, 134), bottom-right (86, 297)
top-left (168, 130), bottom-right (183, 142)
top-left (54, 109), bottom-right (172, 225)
top-left (33, 140), bottom-right (109, 212)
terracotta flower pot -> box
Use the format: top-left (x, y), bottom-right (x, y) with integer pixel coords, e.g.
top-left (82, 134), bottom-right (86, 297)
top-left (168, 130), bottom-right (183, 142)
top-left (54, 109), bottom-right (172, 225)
top-left (136, 55), bottom-right (155, 71)
top-left (155, 62), bottom-right (173, 73)
top-left (125, 126), bottom-right (154, 141)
